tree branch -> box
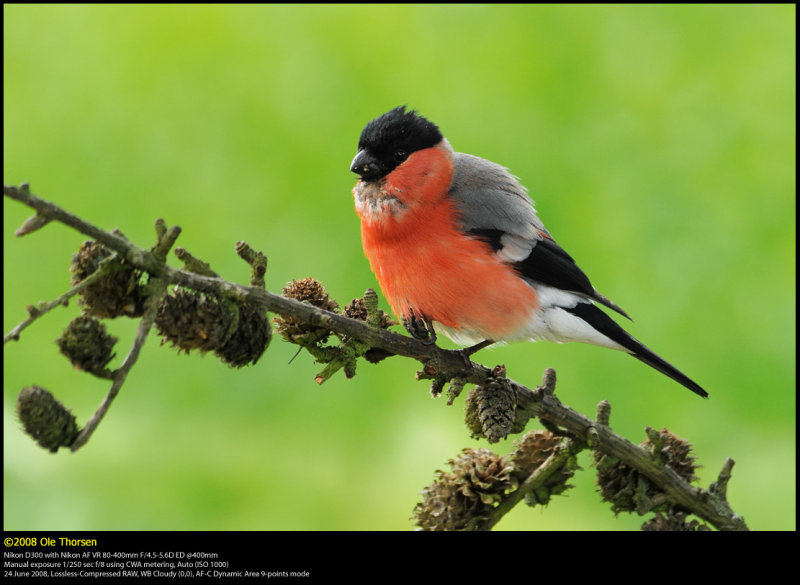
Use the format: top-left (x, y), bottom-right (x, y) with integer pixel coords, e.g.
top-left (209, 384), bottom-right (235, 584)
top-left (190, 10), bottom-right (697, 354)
top-left (4, 183), bottom-right (747, 531)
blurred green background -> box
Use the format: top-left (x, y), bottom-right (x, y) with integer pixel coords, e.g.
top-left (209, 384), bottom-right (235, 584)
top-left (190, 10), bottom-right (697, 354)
top-left (4, 4), bottom-right (795, 531)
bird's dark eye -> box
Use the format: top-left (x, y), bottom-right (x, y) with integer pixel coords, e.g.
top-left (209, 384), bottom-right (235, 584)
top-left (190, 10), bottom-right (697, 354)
top-left (393, 150), bottom-right (407, 163)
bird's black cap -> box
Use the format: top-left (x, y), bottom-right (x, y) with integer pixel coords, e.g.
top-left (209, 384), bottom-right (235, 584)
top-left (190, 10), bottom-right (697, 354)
top-left (351, 106), bottom-right (443, 180)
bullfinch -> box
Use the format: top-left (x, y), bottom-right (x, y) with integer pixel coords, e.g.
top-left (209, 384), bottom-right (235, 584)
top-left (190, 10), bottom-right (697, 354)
top-left (350, 106), bottom-right (707, 398)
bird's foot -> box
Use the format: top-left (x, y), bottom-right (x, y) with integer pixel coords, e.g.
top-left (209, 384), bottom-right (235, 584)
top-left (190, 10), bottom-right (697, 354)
top-left (403, 309), bottom-right (437, 345)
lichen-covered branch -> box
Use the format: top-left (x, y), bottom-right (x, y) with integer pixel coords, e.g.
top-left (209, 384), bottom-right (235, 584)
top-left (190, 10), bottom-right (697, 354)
top-left (415, 368), bottom-right (747, 531)
top-left (4, 184), bottom-right (747, 531)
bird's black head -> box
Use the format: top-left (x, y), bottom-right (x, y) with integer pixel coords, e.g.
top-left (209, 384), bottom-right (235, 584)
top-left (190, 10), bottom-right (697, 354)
top-left (350, 106), bottom-right (443, 181)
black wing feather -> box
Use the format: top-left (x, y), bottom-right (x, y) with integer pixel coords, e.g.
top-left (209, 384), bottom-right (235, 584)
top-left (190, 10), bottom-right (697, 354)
top-left (469, 228), bottom-right (630, 319)
top-left (564, 303), bottom-right (708, 398)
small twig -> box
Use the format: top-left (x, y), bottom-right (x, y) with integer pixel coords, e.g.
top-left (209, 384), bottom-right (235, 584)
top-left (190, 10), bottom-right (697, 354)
top-left (3, 254), bottom-right (118, 344)
top-left (174, 246), bottom-right (217, 277)
top-left (70, 276), bottom-right (167, 451)
top-left (709, 457), bottom-right (735, 500)
top-left (15, 211), bottom-right (51, 236)
top-left (595, 399), bottom-right (611, 426)
top-left (152, 224), bottom-right (182, 263)
top-left (235, 241), bottom-right (267, 288)
top-left (5, 184), bottom-right (165, 275)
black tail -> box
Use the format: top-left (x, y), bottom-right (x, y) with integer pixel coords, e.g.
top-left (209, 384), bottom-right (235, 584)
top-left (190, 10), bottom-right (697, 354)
top-left (564, 303), bottom-right (708, 398)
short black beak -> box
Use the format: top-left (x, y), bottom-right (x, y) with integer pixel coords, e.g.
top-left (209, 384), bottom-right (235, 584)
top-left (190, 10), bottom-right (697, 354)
top-left (350, 149), bottom-right (385, 181)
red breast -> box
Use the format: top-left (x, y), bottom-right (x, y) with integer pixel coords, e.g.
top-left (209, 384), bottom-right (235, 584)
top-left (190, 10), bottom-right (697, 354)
top-left (355, 143), bottom-right (539, 340)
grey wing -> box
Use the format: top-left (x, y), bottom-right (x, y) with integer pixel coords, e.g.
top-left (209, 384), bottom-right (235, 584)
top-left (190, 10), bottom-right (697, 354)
top-left (448, 152), bottom-right (631, 319)
top-left (449, 153), bottom-right (549, 243)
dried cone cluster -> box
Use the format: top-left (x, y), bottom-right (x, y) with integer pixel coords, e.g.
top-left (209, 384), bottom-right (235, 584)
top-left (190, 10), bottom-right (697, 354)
top-left (642, 509), bottom-right (711, 531)
top-left (16, 386), bottom-right (80, 453)
top-left (510, 430), bottom-right (576, 507)
top-left (55, 316), bottom-right (117, 377)
top-left (156, 288), bottom-right (235, 353)
top-left (595, 428), bottom-right (699, 515)
top-left (70, 240), bottom-right (146, 318)
top-left (18, 236), bottom-right (280, 453)
top-left (155, 288), bottom-right (270, 368)
top-left (463, 375), bottom-right (520, 443)
top-left (413, 448), bottom-right (517, 531)
top-left (215, 301), bottom-right (272, 368)
top-left (642, 428), bottom-right (699, 482)
top-left (274, 277), bottom-right (339, 344)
